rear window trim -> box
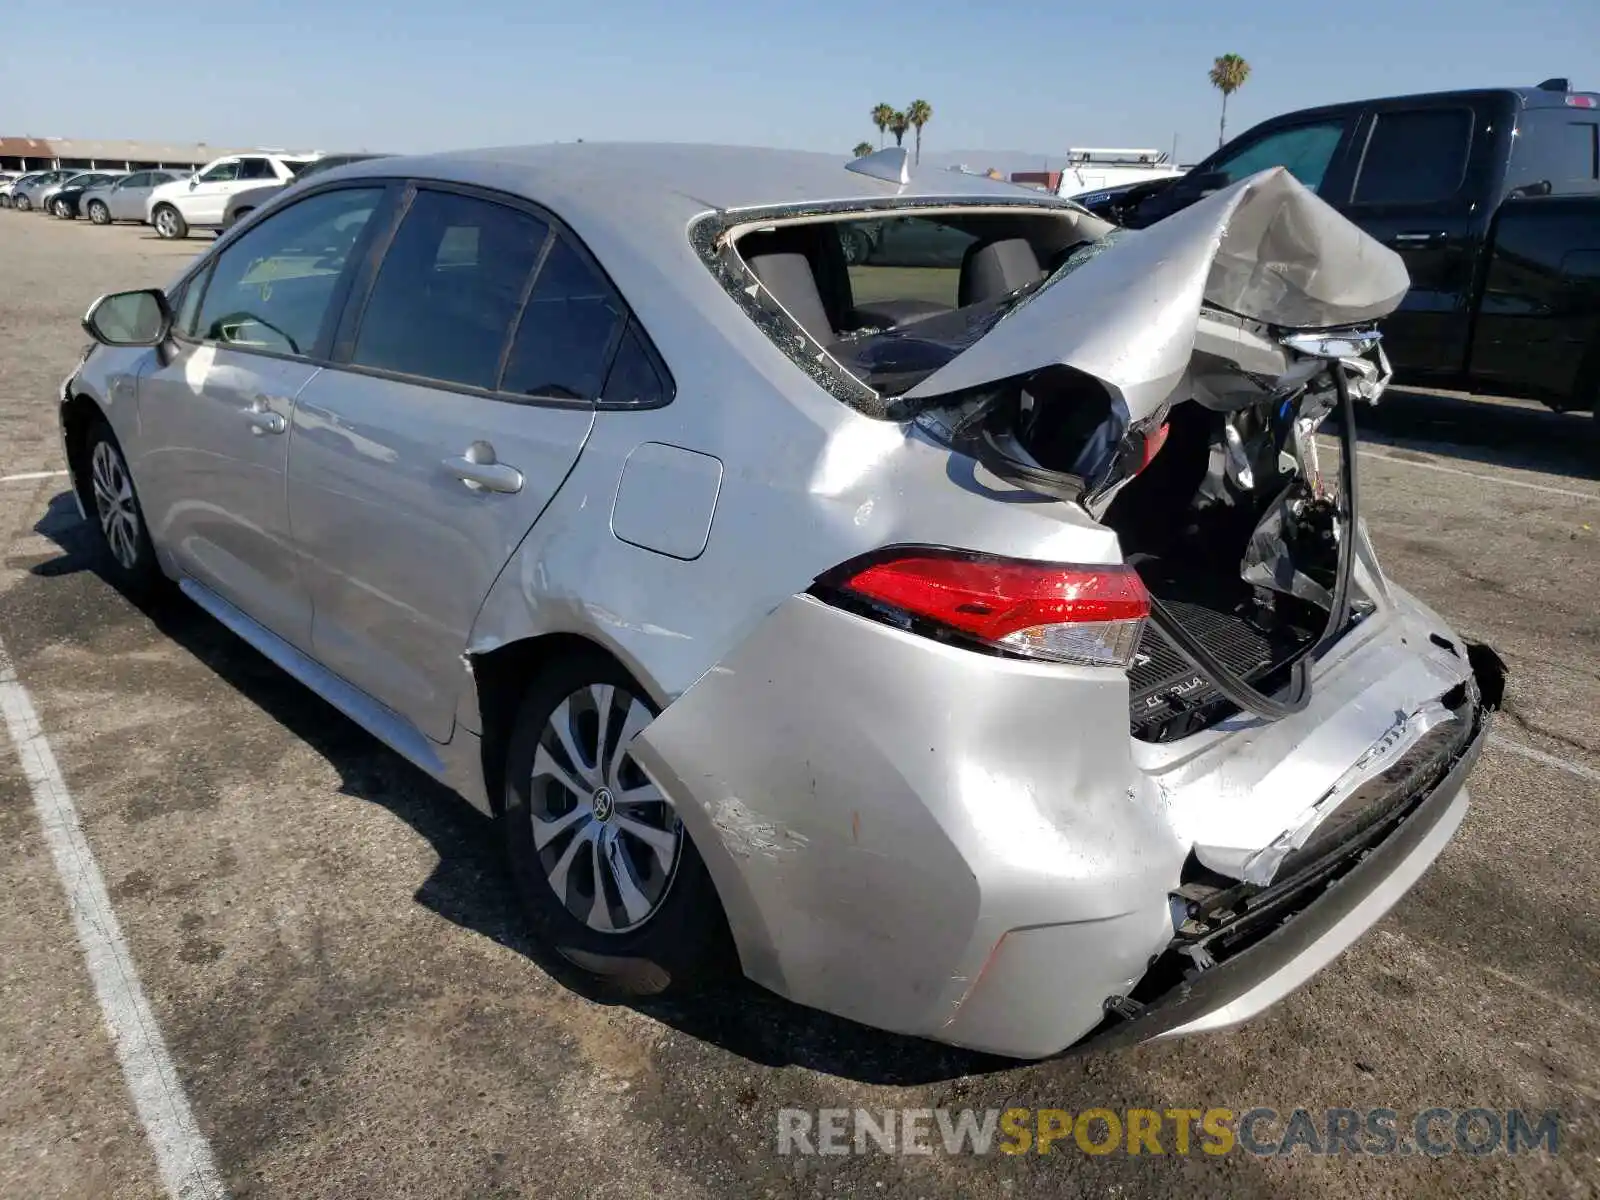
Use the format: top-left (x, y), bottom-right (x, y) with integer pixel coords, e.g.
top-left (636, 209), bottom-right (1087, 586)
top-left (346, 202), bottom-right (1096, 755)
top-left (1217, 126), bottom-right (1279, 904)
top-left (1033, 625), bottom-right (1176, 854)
top-left (690, 196), bottom-right (1095, 420)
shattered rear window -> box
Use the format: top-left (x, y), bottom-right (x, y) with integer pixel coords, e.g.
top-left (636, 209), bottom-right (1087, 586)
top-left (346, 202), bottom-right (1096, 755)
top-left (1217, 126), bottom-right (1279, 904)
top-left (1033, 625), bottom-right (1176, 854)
top-left (690, 199), bottom-right (1108, 419)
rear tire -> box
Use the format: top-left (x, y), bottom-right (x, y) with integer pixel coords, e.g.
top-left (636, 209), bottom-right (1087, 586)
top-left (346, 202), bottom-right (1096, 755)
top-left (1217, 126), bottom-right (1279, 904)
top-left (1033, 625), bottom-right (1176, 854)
top-left (152, 204), bottom-right (187, 239)
top-left (500, 649), bottom-right (731, 995)
top-left (14, 194), bottom-right (30, 212)
top-left (82, 419), bottom-right (162, 601)
top-left (53, 199), bottom-right (72, 219)
top-left (88, 200), bottom-right (110, 225)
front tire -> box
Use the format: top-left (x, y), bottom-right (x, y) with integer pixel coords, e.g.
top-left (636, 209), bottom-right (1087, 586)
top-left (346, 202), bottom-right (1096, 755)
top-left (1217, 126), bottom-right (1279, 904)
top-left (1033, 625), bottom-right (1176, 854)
top-left (53, 199), bottom-right (72, 219)
top-left (88, 200), bottom-right (111, 225)
top-left (501, 650), bottom-right (730, 995)
top-left (152, 204), bottom-right (188, 239)
top-left (14, 194), bottom-right (30, 212)
top-left (83, 420), bottom-right (162, 599)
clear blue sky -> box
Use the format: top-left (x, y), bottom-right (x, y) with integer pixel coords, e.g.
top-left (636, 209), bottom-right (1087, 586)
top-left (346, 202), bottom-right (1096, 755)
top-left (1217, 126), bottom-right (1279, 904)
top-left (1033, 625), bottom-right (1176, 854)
top-left (5, 0), bottom-right (1596, 165)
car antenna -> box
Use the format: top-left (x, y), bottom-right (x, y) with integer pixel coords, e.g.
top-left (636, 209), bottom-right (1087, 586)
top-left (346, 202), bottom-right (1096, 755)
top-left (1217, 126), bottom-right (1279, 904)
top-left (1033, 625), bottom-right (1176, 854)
top-left (846, 146), bottom-right (910, 185)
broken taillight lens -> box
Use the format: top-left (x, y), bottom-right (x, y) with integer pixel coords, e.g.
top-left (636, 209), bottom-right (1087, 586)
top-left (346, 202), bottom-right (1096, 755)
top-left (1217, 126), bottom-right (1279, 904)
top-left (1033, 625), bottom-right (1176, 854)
top-left (822, 549), bottom-right (1149, 668)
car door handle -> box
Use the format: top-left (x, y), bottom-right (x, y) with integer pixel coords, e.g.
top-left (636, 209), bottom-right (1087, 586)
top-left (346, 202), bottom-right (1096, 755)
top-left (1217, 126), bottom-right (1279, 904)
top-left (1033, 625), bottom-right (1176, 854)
top-left (243, 396), bottom-right (287, 436)
top-left (1391, 231), bottom-right (1446, 245)
top-left (445, 445), bottom-right (524, 494)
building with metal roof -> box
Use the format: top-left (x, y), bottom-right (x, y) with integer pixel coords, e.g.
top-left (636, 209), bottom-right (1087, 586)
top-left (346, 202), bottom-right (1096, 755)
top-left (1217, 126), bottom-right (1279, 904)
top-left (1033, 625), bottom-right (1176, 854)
top-left (0, 136), bottom-right (264, 172)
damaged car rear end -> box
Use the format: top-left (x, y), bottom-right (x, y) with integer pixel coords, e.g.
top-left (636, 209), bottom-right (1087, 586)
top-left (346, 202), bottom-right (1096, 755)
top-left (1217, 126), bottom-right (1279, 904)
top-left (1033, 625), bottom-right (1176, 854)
top-left (630, 164), bottom-right (1503, 1059)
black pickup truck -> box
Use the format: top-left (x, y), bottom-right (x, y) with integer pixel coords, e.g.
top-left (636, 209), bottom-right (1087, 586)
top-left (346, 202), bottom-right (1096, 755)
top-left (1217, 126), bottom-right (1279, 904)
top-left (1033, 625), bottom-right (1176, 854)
top-left (1083, 81), bottom-right (1600, 416)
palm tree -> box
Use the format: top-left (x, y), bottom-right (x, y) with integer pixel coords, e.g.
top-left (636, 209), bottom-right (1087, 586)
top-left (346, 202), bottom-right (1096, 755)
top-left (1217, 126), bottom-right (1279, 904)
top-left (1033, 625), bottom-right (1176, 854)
top-left (889, 110), bottom-right (910, 147)
top-left (852, 141), bottom-right (874, 158)
top-left (907, 99), bottom-right (933, 165)
top-left (871, 104), bottom-right (896, 149)
top-left (1208, 54), bottom-right (1251, 148)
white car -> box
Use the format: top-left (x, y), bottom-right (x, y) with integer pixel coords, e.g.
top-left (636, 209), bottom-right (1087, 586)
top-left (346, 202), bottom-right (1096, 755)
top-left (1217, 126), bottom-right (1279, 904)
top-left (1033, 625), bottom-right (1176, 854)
top-left (146, 152), bottom-right (316, 239)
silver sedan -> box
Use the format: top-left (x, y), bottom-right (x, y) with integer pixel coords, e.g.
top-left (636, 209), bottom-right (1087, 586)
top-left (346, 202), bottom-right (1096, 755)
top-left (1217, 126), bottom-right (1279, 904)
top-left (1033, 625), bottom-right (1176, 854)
top-left (60, 145), bottom-right (1500, 1059)
top-left (79, 169), bottom-right (190, 225)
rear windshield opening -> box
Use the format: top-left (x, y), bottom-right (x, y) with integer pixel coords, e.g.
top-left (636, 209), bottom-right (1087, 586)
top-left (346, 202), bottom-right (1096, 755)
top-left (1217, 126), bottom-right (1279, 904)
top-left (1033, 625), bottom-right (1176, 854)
top-left (715, 208), bottom-right (1108, 405)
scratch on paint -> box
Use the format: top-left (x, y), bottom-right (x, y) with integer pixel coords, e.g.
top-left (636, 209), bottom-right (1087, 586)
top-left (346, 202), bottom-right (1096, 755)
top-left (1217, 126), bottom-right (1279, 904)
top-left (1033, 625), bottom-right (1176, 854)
top-left (711, 796), bottom-right (810, 859)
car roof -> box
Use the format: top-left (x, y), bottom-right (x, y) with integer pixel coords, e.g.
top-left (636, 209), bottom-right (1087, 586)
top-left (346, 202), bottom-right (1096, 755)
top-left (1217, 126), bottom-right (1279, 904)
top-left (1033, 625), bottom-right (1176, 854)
top-left (329, 142), bottom-right (1057, 220)
top-left (305, 143), bottom-right (1073, 382)
top-left (1244, 85), bottom-right (1599, 127)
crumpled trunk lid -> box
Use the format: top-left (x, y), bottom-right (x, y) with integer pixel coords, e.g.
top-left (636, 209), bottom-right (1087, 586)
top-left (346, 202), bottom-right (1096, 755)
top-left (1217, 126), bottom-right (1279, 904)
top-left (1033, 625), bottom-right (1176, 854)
top-left (901, 166), bottom-right (1409, 435)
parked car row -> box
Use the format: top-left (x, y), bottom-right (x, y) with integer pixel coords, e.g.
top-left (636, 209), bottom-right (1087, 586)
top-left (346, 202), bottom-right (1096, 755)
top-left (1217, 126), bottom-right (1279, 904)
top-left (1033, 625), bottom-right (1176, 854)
top-left (1, 151), bottom-right (384, 237)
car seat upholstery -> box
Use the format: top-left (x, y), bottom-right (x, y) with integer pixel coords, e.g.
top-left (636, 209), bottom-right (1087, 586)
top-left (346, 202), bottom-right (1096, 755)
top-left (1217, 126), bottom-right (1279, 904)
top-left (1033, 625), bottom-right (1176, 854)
top-left (744, 251), bottom-right (836, 344)
top-left (740, 225), bottom-right (856, 340)
top-left (958, 237), bottom-right (1045, 307)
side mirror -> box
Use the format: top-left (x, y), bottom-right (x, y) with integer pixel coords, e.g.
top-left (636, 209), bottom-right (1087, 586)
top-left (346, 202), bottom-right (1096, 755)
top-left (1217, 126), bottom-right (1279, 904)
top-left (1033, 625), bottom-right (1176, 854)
top-left (1186, 170), bottom-right (1230, 196)
top-left (82, 289), bottom-right (173, 347)
top-left (189, 177), bottom-right (199, 189)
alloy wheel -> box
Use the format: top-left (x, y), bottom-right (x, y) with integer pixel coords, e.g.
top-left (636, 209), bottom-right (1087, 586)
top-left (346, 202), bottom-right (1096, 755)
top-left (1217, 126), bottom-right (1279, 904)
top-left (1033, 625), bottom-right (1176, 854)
top-left (528, 683), bottom-right (682, 934)
top-left (155, 209), bottom-right (177, 237)
top-left (90, 440), bottom-right (140, 570)
top-left (89, 202), bottom-right (109, 224)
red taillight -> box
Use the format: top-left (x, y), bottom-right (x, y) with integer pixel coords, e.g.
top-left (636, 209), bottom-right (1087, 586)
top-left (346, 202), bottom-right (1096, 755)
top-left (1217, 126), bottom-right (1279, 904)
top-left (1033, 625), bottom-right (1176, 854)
top-left (1140, 420), bottom-right (1171, 471)
top-left (829, 550), bottom-right (1150, 668)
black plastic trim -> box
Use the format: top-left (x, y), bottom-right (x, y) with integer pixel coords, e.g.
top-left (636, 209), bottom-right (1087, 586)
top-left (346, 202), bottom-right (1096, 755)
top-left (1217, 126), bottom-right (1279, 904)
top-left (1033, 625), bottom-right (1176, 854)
top-left (1077, 710), bottom-right (1489, 1053)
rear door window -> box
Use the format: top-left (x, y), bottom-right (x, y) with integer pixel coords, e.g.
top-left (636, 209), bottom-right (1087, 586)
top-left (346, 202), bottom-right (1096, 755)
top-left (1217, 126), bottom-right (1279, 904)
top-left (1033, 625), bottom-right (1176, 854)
top-left (237, 158), bottom-right (276, 181)
top-left (193, 187), bottom-right (383, 356)
top-left (501, 235), bottom-right (626, 400)
top-left (1207, 121), bottom-right (1347, 192)
top-left (600, 319), bottom-right (672, 408)
top-left (351, 189), bottom-right (549, 391)
top-left (1351, 108), bottom-right (1473, 205)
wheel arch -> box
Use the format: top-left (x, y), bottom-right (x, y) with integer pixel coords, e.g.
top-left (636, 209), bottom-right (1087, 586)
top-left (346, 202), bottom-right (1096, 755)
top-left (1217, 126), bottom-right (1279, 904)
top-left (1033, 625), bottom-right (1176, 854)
top-left (1576, 333), bottom-right (1600, 416)
top-left (468, 631), bottom-right (644, 817)
top-left (60, 389), bottom-right (108, 517)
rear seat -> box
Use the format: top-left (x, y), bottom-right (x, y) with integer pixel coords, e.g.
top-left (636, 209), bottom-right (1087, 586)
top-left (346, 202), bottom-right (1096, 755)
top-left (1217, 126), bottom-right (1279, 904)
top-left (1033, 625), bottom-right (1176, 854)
top-left (958, 237), bottom-right (1044, 306)
top-left (745, 251), bottom-right (836, 344)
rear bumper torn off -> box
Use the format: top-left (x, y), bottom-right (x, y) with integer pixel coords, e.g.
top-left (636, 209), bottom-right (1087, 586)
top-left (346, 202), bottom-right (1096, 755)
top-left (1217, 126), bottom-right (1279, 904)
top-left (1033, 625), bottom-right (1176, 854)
top-left (1085, 709), bottom-right (1488, 1050)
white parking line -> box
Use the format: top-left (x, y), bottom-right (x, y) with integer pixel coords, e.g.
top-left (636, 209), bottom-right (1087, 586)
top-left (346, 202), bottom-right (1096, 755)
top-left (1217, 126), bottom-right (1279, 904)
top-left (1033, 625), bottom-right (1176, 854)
top-left (0, 469), bottom-right (69, 484)
top-left (1357, 447), bottom-right (1600, 504)
top-left (0, 636), bottom-right (226, 1200)
top-left (1490, 733), bottom-right (1600, 785)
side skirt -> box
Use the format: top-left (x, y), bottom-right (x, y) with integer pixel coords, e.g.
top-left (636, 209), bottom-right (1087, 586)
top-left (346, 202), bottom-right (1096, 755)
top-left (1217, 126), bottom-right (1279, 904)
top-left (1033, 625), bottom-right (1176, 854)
top-left (177, 578), bottom-right (492, 814)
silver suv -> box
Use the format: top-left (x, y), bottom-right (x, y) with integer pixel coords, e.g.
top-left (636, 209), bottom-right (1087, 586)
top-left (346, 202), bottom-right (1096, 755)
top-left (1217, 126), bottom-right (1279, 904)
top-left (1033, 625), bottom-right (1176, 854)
top-left (60, 146), bottom-right (1499, 1059)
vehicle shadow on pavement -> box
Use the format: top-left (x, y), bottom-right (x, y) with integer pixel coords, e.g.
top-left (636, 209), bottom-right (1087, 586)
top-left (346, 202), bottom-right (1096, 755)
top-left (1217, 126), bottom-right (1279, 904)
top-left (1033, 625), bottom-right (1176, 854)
top-left (1345, 389), bottom-right (1600, 481)
top-left (30, 492), bottom-right (999, 1086)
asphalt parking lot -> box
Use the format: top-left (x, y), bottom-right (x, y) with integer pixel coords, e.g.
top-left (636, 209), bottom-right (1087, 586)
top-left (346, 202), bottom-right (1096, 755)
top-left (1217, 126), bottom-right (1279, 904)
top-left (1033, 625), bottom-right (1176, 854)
top-left (1, 212), bottom-right (1597, 1199)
